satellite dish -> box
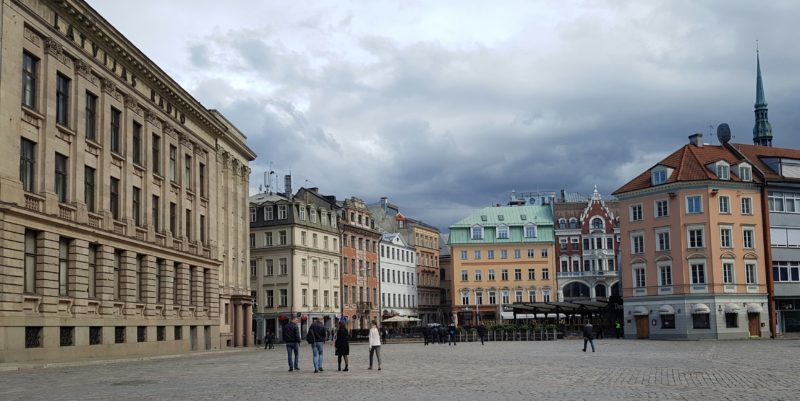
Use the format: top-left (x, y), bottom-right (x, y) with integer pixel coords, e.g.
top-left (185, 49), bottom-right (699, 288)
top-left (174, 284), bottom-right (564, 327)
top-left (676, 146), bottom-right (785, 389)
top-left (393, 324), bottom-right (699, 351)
top-left (717, 123), bottom-right (731, 144)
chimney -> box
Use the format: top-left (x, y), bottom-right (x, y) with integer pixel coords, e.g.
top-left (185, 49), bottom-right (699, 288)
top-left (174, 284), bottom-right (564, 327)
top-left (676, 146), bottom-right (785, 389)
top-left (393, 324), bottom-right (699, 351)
top-left (560, 189), bottom-right (566, 202)
top-left (284, 174), bottom-right (292, 197)
top-left (380, 197), bottom-right (388, 211)
top-left (688, 133), bottom-right (703, 148)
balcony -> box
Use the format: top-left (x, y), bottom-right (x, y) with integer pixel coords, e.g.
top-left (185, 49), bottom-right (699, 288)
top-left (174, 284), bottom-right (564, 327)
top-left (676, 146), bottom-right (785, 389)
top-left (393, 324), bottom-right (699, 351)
top-left (23, 193), bottom-right (44, 212)
top-left (58, 203), bottom-right (76, 221)
top-left (556, 270), bottom-right (619, 279)
top-left (357, 302), bottom-right (372, 311)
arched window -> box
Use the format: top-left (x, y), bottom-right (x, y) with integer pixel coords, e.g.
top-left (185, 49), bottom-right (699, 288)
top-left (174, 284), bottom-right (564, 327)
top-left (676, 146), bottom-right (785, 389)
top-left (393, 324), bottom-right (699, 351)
top-left (569, 218), bottom-right (578, 229)
top-left (558, 218), bottom-right (567, 229)
top-left (496, 224), bottom-right (509, 239)
top-left (524, 223), bottom-right (537, 238)
top-left (471, 225), bottom-right (483, 240)
top-left (591, 218), bottom-right (604, 230)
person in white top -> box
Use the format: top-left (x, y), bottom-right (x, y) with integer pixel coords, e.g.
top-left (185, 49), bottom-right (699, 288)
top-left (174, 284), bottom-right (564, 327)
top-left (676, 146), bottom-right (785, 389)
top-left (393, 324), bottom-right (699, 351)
top-left (368, 321), bottom-right (382, 371)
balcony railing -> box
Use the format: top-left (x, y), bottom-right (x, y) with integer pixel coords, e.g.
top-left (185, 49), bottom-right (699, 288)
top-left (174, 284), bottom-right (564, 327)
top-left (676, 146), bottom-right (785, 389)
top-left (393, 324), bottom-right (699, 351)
top-left (113, 221), bottom-right (127, 235)
top-left (58, 203), bottom-right (76, 221)
top-left (357, 302), bottom-right (373, 310)
top-left (87, 212), bottom-right (103, 228)
top-left (24, 193), bottom-right (44, 212)
top-left (557, 270), bottom-right (619, 278)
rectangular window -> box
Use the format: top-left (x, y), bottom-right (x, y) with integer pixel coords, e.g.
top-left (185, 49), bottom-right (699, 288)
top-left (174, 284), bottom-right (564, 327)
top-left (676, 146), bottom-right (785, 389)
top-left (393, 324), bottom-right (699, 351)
top-left (634, 267), bottom-right (646, 288)
top-left (152, 195), bottom-right (160, 232)
top-left (266, 290), bottom-right (274, 308)
top-left (514, 249), bottom-right (521, 259)
top-left (110, 107), bottom-right (121, 153)
top-left (185, 155), bottom-right (192, 190)
top-left (487, 250), bottom-right (494, 259)
top-left (743, 228), bottom-right (754, 249)
top-left (89, 326), bottom-right (102, 345)
top-left (630, 204), bottom-right (643, 221)
top-left (692, 314), bottom-right (710, 329)
top-left (250, 260), bottom-right (257, 277)
top-left (460, 250), bottom-right (467, 260)
top-left (525, 225), bottom-right (537, 238)
top-left (280, 289), bottom-right (288, 306)
top-left (461, 270), bottom-right (468, 281)
top-left (474, 250), bottom-right (481, 260)
top-left (661, 314), bottom-right (676, 329)
top-left (85, 91), bottom-right (98, 140)
top-left (58, 238), bottom-right (69, 296)
top-left (200, 215), bottom-right (206, 244)
top-left (199, 163), bottom-right (206, 197)
top-left (656, 230), bottom-right (670, 251)
top-left (691, 262), bottom-right (706, 284)
top-left (652, 169), bottom-right (667, 185)
top-left (152, 134), bottom-right (161, 175)
top-left (687, 195), bottom-right (703, 214)
top-left (659, 264), bottom-right (672, 286)
top-left (132, 122), bottom-right (142, 165)
top-left (56, 73), bottom-right (70, 126)
top-left (87, 244), bottom-right (97, 298)
top-left (22, 52), bottom-right (38, 109)
top-left (488, 269), bottom-right (495, 281)
top-left (719, 195), bottom-right (730, 214)
top-left (725, 313), bottom-right (738, 328)
top-left (136, 255), bottom-right (145, 302)
top-left (113, 250), bottom-right (122, 300)
top-left (514, 269), bottom-right (522, 280)
top-left (24, 230), bottom-right (37, 293)
top-left (185, 209), bottom-right (192, 241)
top-left (132, 187), bottom-right (141, 227)
top-left (740, 165), bottom-right (752, 181)
top-left (655, 200), bottom-right (668, 217)
top-left (501, 269), bottom-right (508, 281)
top-left (746, 263), bottom-right (757, 284)
top-left (169, 202), bottom-right (177, 235)
top-left (723, 262), bottom-right (734, 284)
top-left (84, 166), bottom-right (96, 213)
top-left (717, 164), bottom-right (730, 180)
top-left (542, 268), bottom-right (549, 280)
top-left (279, 230), bottom-right (287, 245)
top-left (688, 227), bottom-right (704, 248)
top-left (475, 270), bottom-right (482, 281)
top-left (528, 290), bottom-right (536, 302)
top-left (741, 197), bottom-right (752, 214)
top-left (267, 260), bottom-right (275, 276)
top-left (528, 269), bottom-right (535, 280)
top-left (541, 248), bottom-right (548, 258)
top-left (278, 205), bottom-right (287, 219)
top-left (110, 177), bottom-right (121, 220)
top-left (631, 233), bottom-right (644, 254)
top-left (265, 206), bottom-right (274, 221)
top-left (156, 259), bottom-right (164, 303)
top-left (20, 138), bottom-right (36, 192)
top-left (720, 227), bottom-right (732, 248)
top-left (55, 153), bottom-right (68, 203)
top-left (279, 258), bottom-right (287, 275)
top-left (169, 145), bottom-right (177, 182)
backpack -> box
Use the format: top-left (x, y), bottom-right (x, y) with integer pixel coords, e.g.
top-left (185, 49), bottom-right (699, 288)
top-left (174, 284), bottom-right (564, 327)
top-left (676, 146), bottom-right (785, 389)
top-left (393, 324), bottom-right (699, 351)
top-left (306, 329), bottom-right (315, 344)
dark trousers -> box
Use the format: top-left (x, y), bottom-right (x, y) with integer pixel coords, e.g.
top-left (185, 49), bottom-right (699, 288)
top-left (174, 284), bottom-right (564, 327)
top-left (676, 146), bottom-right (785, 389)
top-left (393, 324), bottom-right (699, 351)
top-left (479, 334), bottom-right (485, 345)
top-left (583, 338), bottom-right (595, 352)
top-left (369, 346), bottom-right (381, 367)
top-left (286, 342), bottom-right (299, 368)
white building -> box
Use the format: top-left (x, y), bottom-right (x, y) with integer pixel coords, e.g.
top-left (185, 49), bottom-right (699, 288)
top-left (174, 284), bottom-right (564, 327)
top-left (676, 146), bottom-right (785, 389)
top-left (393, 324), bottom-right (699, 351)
top-left (380, 233), bottom-right (418, 319)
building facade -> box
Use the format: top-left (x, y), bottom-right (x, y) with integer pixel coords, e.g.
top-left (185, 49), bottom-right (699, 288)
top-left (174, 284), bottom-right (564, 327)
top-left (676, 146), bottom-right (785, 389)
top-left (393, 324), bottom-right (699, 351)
top-left (380, 233), bottom-right (418, 320)
top-left (369, 198), bottom-right (441, 324)
top-left (0, 0), bottom-right (255, 362)
top-left (339, 197), bottom-right (381, 330)
top-left (249, 187), bottom-right (340, 340)
top-left (553, 188), bottom-right (621, 302)
top-left (614, 134), bottom-right (769, 340)
top-left (438, 234), bottom-right (452, 322)
top-left (449, 205), bottom-right (557, 326)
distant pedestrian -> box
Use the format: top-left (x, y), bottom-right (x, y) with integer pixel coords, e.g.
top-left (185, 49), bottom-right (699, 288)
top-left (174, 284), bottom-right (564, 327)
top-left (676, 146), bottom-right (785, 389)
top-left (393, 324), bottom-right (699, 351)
top-left (335, 322), bottom-right (350, 371)
top-left (448, 324), bottom-right (457, 346)
top-left (422, 327), bottom-right (429, 345)
top-left (477, 324), bottom-right (487, 345)
top-left (283, 318), bottom-right (301, 371)
top-left (615, 321), bottom-right (622, 339)
top-left (582, 322), bottom-right (595, 353)
top-left (368, 321), bottom-right (382, 371)
top-left (308, 318), bottom-right (326, 373)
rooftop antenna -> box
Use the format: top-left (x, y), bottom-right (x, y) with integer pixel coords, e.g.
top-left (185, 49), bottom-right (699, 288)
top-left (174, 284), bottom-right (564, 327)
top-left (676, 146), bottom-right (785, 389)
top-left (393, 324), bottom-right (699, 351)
top-left (709, 124), bottom-right (716, 145)
top-left (264, 162), bottom-right (275, 194)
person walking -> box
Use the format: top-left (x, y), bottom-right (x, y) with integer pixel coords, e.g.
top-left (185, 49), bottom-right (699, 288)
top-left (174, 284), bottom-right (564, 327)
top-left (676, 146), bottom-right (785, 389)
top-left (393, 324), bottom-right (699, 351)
top-left (448, 324), bottom-right (457, 346)
top-left (308, 318), bottom-right (326, 373)
top-left (283, 318), bottom-right (301, 371)
top-left (335, 322), bottom-right (350, 371)
top-left (582, 321), bottom-right (595, 353)
top-left (478, 324), bottom-right (487, 345)
top-left (368, 321), bottom-right (382, 371)
top-left (615, 320), bottom-right (622, 339)
top-left (422, 326), bottom-right (429, 346)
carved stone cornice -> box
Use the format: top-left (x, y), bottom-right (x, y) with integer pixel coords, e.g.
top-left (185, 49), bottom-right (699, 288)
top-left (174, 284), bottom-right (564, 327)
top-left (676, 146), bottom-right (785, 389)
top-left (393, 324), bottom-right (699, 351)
top-left (163, 123), bottom-right (176, 139)
top-left (44, 37), bottom-right (63, 57)
top-left (124, 95), bottom-right (143, 117)
top-left (101, 78), bottom-right (121, 101)
top-left (23, 27), bottom-right (42, 47)
top-left (74, 59), bottom-right (91, 78)
top-left (144, 110), bottom-right (162, 130)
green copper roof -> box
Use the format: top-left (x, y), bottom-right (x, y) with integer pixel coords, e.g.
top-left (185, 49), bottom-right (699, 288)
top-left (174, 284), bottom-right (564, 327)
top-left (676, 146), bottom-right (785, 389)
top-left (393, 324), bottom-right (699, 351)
top-left (753, 50), bottom-right (773, 146)
top-left (755, 52), bottom-right (767, 107)
top-left (449, 205), bottom-right (554, 244)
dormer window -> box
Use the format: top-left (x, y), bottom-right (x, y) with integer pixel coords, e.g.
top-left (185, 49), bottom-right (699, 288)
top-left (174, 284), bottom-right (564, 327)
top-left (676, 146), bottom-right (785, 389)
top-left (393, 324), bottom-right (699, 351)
top-left (481, 215), bottom-right (487, 222)
top-left (496, 224), bottom-right (509, 239)
top-left (558, 218), bottom-right (567, 229)
top-left (569, 218), bottom-right (578, 229)
top-left (520, 214), bottom-right (527, 220)
top-left (591, 217), bottom-right (604, 230)
top-left (471, 225), bottom-right (484, 240)
top-left (498, 215), bottom-right (504, 221)
top-left (739, 164), bottom-right (752, 182)
top-left (651, 169), bottom-right (667, 185)
top-left (716, 162), bottom-right (730, 180)
top-left (524, 223), bottom-right (537, 238)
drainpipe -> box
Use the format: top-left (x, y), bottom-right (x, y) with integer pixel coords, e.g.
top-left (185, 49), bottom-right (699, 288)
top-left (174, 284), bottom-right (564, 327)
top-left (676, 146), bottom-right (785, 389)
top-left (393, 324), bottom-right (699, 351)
top-left (760, 185), bottom-right (777, 338)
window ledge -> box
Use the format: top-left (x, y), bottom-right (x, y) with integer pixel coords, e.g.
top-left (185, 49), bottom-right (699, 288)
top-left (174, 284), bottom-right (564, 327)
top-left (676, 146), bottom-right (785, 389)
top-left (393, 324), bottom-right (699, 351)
top-left (111, 151), bottom-right (125, 162)
top-left (85, 137), bottom-right (102, 150)
top-left (56, 123), bottom-right (76, 136)
top-left (22, 105), bottom-right (44, 120)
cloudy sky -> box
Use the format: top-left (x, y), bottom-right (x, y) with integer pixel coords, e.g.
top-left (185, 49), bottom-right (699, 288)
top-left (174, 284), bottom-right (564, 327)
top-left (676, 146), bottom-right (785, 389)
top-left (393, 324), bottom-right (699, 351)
top-left (88, 0), bottom-right (800, 231)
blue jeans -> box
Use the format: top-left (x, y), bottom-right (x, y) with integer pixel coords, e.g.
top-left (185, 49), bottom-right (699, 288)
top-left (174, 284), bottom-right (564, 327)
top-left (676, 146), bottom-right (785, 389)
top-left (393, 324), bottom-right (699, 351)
top-left (583, 338), bottom-right (595, 352)
top-left (286, 342), bottom-right (299, 369)
top-left (312, 342), bottom-right (324, 370)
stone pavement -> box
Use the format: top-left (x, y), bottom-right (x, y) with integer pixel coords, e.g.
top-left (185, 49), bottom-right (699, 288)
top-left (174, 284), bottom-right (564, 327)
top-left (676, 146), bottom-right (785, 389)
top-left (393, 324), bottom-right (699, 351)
top-left (0, 339), bottom-right (798, 401)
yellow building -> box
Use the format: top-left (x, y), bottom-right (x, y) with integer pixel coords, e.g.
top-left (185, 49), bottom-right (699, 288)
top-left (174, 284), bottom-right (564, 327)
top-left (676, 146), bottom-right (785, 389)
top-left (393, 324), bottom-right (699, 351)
top-left (449, 205), bottom-right (556, 326)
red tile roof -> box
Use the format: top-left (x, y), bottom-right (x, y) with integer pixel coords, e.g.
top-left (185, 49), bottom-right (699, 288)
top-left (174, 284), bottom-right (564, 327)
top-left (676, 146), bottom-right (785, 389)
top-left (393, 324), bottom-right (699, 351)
top-left (731, 143), bottom-right (800, 182)
top-left (613, 144), bottom-right (758, 195)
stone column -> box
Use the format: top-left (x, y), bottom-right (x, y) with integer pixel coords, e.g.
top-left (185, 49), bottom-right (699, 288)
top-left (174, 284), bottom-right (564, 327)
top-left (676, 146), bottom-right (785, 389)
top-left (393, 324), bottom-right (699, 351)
top-left (244, 304), bottom-right (252, 346)
top-left (0, 219), bottom-right (25, 313)
top-left (233, 302), bottom-right (243, 347)
top-left (37, 231), bottom-right (59, 314)
top-left (69, 238), bottom-right (89, 314)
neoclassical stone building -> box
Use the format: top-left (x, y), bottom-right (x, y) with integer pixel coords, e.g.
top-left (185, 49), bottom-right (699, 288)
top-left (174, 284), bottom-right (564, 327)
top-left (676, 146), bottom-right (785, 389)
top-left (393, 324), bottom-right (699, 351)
top-left (0, 0), bottom-right (255, 362)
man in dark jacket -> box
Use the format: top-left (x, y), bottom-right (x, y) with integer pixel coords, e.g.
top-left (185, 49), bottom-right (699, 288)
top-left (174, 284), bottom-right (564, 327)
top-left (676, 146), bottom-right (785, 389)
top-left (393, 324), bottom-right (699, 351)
top-left (283, 318), bottom-right (301, 371)
top-left (582, 322), bottom-right (595, 352)
top-left (309, 318), bottom-right (327, 373)
top-left (477, 324), bottom-right (487, 345)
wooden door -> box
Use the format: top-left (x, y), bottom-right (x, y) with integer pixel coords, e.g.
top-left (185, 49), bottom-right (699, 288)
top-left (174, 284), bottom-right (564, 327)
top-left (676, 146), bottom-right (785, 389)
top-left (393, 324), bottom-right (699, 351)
top-left (748, 314), bottom-right (761, 337)
top-left (635, 316), bottom-right (649, 339)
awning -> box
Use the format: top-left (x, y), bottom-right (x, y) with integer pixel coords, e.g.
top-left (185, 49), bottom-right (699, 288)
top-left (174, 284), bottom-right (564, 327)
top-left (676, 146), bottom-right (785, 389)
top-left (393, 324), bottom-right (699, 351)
top-left (746, 303), bottom-right (763, 313)
top-left (724, 303), bottom-right (741, 313)
top-left (633, 306), bottom-right (649, 316)
top-left (692, 303), bottom-right (711, 314)
top-left (658, 305), bottom-right (675, 315)
top-left (501, 311), bottom-right (565, 319)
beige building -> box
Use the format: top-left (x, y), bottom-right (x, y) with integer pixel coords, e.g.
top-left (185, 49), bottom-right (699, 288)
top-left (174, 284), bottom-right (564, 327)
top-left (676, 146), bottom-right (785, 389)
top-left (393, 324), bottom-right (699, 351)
top-left (0, 0), bottom-right (255, 362)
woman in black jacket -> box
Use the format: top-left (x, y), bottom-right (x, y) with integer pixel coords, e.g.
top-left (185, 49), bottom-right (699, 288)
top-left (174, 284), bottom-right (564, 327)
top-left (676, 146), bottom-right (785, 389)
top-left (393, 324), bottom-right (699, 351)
top-left (335, 322), bottom-right (350, 371)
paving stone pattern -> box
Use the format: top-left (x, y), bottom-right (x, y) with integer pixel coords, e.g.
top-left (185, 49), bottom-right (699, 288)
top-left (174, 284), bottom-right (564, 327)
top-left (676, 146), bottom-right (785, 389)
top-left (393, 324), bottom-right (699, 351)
top-left (1, 339), bottom-right (798, 401)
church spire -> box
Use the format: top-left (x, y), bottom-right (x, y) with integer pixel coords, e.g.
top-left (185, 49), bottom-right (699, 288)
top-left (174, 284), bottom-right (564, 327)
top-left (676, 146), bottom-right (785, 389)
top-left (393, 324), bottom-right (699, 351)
top-left (753, 48), bottom-right (773, 146)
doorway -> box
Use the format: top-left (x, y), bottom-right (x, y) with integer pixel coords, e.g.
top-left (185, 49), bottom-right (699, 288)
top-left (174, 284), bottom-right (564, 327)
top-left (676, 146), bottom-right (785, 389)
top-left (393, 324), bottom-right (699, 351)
top-left (190, 326), bottom-right (198, 351)
top-left (635, 316), bottom-right (650, 339)
top-left (748, 314), bottom-right (761, 337)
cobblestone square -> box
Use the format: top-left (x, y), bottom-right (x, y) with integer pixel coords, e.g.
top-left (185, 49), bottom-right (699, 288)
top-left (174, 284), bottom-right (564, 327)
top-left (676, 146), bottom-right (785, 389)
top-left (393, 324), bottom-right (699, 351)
top-left (1, 339), bottom-right (798, 401)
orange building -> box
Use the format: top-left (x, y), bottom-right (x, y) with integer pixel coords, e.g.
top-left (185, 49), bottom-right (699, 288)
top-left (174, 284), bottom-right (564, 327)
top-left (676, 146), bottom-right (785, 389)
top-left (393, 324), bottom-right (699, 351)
top-left (339, 197), bottom-right (381, 330)
top-left (614, 134), bottom-right (769, 339)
